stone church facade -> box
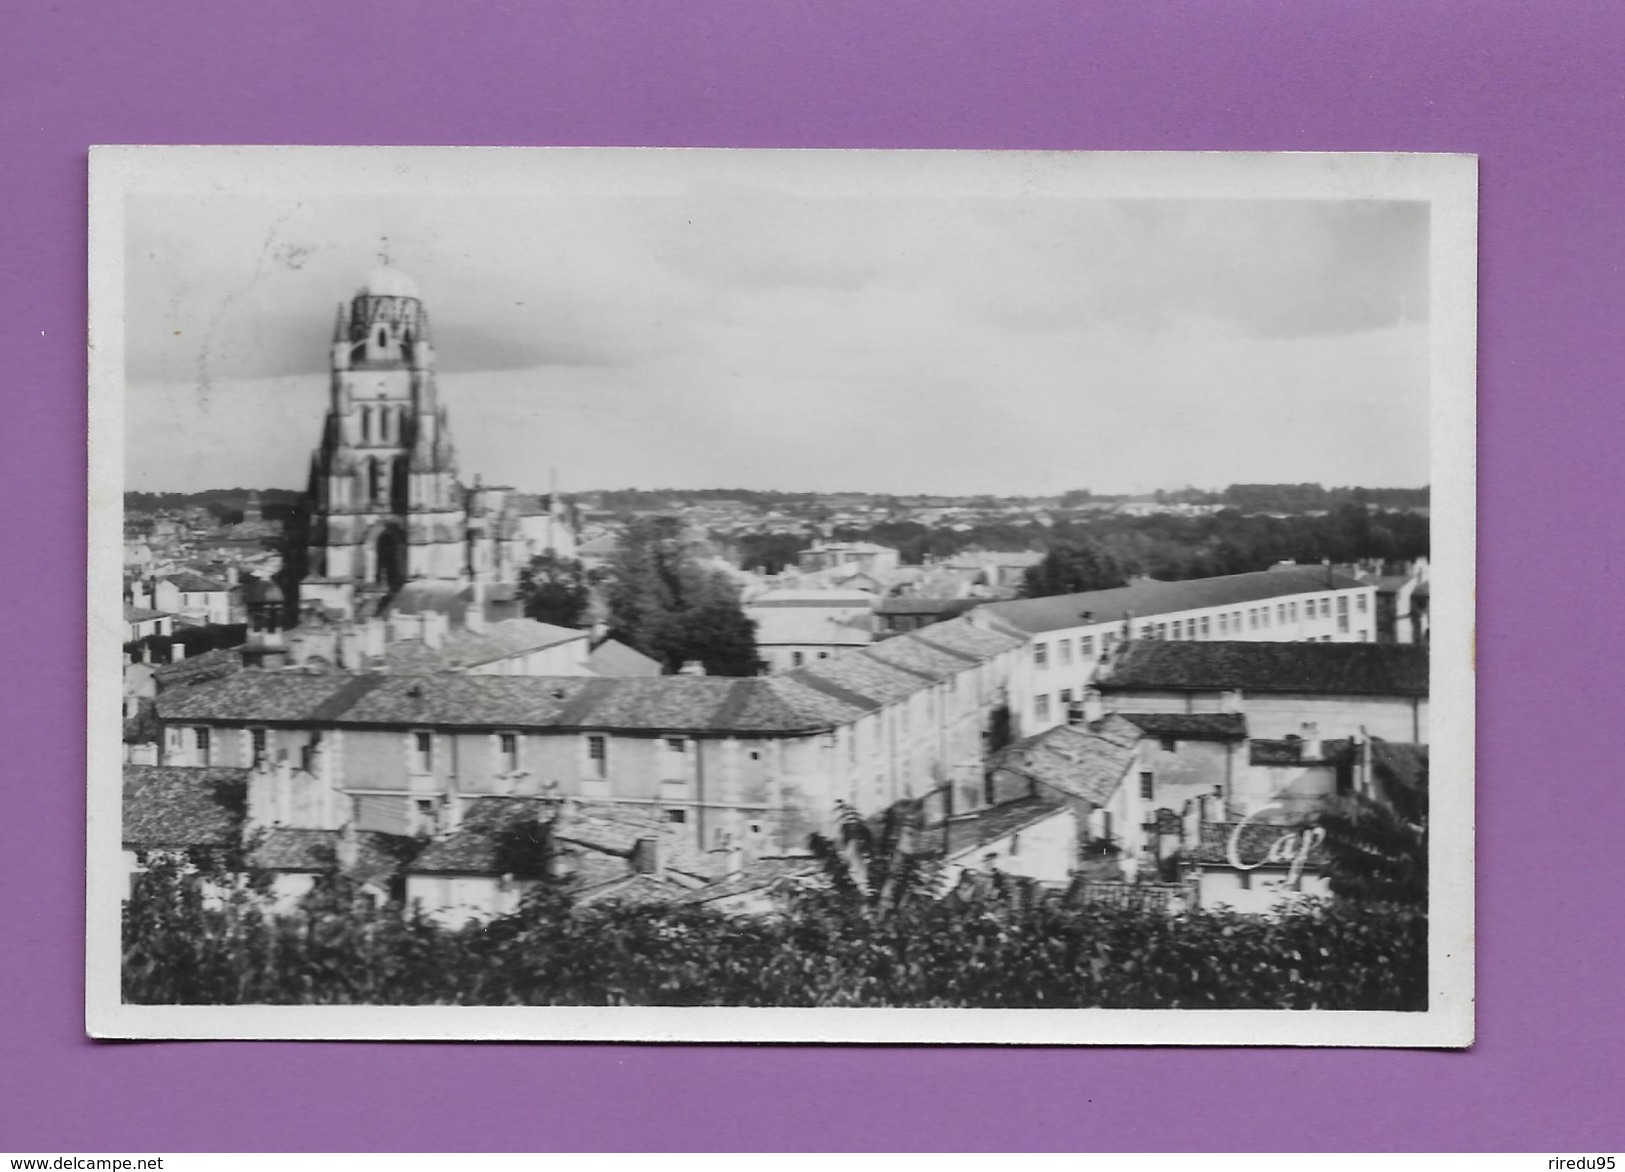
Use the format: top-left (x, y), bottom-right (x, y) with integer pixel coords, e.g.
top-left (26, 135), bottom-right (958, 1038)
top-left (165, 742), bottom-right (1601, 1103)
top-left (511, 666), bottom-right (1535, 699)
top-left (298, 269), bottom-right (574, 621)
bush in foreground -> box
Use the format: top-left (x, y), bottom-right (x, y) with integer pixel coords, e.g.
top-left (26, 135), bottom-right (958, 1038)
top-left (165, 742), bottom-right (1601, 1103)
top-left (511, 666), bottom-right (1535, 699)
top-left (123, 855), bottom-right (1426, 1010)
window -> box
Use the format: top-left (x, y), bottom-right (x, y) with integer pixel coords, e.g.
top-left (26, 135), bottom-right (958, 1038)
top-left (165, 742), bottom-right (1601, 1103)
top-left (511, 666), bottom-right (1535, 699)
top-left (1080, 635), bottom-right (1095, 657)
top-left (1200, 616), bottom-right (1211, 638)
top-left (1337, 595), bottom-right (1349, 616)
top-left (250, 728), bottom-right (267, 765)
top-left (1277, 604), bottom-right (1287, 623)
top-left (1033, 642), bottom-right (1049, 668)
top-left (586, 735), bottom-right (607, 779)
top-left (817, 651), bottom-right (829, 659)
top-left (1139, 771), bottom-right (1154, 800)
top-left (1159, 737), bottom-right (1177, 753)
top-left (791, 651), bottom-right (805, 668)
top-left (1059, 688), bottom-right (1073, 705)
top-left (1058, 639), bottom-right (1073, 666)
top-left (1260, 608), bottom-right (1270, 627)
top-left (1169, 620), bottom-right (1182, 640)
top-left (1358, 630), bottom-right (1369, 642)
top-left (412, 731), bottom-right (433, 773)
top-left (665, 809), bottom-right (687, 824)
top-left (1320, 598), bottom-right (1331, 618)
top-left (193, 727), bottom-right (211, 766)
top-left (499, 732), bottom-right (520, 773)
top-left (1218, 614), bottom-right (1229, 636)
top-left (1288, 601), bottom-right (1297, 621)
top-left (1358, 593), bottom-right (1369, 613)
top-left (1034, 694), bottom-right (1051, 724)
top-left (665, 736), bottom-right (686, 755)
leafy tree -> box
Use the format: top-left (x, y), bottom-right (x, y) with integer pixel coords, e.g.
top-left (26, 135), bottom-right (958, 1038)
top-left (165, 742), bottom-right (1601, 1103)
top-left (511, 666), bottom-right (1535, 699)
top-left (604, 516), bottom-right (762, 676)
top-left (804, 801), bottom-right (941, 921)
top-left (1021, 537), bottom-right (1130, 597)
top-left (518, 552), bottom-right (591, 629)
top-left (1317, 746), bottom-right (1428, 906)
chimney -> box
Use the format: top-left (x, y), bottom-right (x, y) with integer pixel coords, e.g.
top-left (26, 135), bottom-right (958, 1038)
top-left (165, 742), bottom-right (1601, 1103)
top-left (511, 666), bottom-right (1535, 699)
top-left (1300, 721), bottom-right (1322, 761)
top-left (363, 617), bottom-right (387, 660)
top-left (336, 822), bottom-right (359, 872)
top-left (631, 836), bottom-right (666, 878)
top-left (423, 611), bottom-right (446, 650)
top-left (170, 642), bottom-right (187, 662)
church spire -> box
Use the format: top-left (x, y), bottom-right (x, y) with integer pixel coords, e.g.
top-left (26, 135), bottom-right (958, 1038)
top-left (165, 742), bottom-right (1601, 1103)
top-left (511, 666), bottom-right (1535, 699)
top-left (332, 300), bottom-right (350, 344)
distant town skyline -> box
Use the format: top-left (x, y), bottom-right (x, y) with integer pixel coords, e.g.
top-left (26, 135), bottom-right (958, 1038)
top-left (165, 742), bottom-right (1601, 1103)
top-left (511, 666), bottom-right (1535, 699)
top-left (122, 151), bottom-right (1431, 497)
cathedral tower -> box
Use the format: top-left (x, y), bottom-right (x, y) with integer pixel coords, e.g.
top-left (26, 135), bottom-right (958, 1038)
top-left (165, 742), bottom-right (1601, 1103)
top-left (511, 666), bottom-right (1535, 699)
top-left (304, 269), bottom-right (467, 600)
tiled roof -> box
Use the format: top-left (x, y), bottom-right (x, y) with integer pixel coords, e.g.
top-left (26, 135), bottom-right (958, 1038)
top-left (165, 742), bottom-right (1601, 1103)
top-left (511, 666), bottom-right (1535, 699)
top-left (1371, 738), bottom-right (1428, 792)
top-left (785, 652), bottom-right (927, 708)
top-left (152, 647), bottom-right (244, 691)
top-left (1249, 737), bottom-right (1355, 766)
top-left (158, 615), bottom-right (1024, 737)
top-left (989, 716), bottom-right (1140, 805)
top-left (671, 857), bottom-right (822, 905)
top-left (247, 828), bottom-right (339, 871)
top-left (861, 634), bottom-right (982, 682)
top-left (383, 618), bottom-right (586, 672)
top-left (586, 639), bottom-right (662, 677)
top-left (911, 617), bottom-right (1024, 661)
top-left (571, 873), bottom-right (689, 907)
top-left (247, 828), bottom-right (424, 884)
top-left (124, 606), bottom-right (172, 624)
top-left (123, 765), bottom-right (247, 849)
top-left (1193, 820), bottom-right (1329, 868)
top-left (980, 567), bottom-right (1371, 635)
top-left (163, 572), bottom-right (230, 593)
top-left (409, 797), bottom-right (551, 875)
top-left (1120, 712), bottom-right (1248, 741)
top-left (1096, 641), bottom-right (1429, 697)
top-left (942, 793), bottom-right (1072, 858)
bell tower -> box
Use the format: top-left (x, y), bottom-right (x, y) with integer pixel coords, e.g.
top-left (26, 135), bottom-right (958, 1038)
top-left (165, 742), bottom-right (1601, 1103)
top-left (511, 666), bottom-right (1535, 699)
top-left (304, 269), bottom-right (468, 606)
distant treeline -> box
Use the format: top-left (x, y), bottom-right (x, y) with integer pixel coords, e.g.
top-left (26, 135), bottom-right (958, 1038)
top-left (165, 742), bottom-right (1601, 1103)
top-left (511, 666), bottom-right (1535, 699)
top-left (125, 488), bottom-right (305, 524)
top-left (1064, 484), bottom-right (1430, 510)
top-left (729, 504), bottom-right (1429, 579)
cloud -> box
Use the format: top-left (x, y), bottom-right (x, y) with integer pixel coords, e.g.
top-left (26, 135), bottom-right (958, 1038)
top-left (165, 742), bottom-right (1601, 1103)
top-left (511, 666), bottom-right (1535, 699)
top-left (122, 178), bottom-right (1430, 495)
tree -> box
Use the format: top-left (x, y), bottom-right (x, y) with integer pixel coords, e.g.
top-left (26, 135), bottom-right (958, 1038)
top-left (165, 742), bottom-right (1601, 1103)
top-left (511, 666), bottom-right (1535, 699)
top-left (518, 552), bottom-right (591, 629)
top-left (604, 517), bottom-right (762, 676)
top-left (804, 801), bottom-right (941, 921)
top-left (1316, 744), bottom-right (1428, 906)
top-left (1020, 537), bottom-right (1129, 597)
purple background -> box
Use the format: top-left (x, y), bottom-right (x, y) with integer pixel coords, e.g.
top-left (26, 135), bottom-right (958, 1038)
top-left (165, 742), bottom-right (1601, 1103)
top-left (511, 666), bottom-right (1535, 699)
top-left (3, 0), bottom-right (1620, 1153)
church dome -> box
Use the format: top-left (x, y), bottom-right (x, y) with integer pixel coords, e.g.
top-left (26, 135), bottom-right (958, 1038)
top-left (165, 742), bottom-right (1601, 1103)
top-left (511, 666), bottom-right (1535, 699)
top-left (357, 267), bottom-right (419, 300)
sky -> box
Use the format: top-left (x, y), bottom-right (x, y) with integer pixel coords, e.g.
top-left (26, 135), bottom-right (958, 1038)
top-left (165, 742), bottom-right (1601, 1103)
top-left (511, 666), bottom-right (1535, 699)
top-left (121, 153), bottom-right (1431, 497)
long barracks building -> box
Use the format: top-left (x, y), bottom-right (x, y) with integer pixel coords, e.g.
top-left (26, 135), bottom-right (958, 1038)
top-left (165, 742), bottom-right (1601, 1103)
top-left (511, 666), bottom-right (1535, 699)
top-left (154, 615), bottom-right (1023, 854)
top-left (969, 565), bottom-right (1379, 738)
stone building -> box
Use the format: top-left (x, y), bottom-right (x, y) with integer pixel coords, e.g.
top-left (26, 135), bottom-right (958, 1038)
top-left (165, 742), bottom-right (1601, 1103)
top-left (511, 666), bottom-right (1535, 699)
top-left (299, 268), bottom-right (573, 621)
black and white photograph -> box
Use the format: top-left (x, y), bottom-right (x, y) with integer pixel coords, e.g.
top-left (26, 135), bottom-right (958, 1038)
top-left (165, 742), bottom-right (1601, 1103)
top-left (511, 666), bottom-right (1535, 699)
top-left (88, 147), bottom-right (1475, 1044)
